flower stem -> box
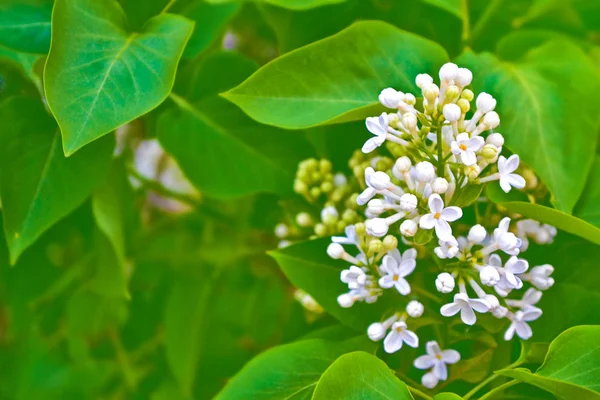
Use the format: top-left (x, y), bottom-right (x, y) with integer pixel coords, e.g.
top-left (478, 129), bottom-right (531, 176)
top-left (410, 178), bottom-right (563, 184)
top-left (408, 386), bottom-right (432, 400)
top-left (477, 379), bottom-right (519, 400)
top-left (463, 360), bottom-right (523, 399)
top-left (460, 0), bottom-right (471, 45)
top-left (436, 127), bottom-right (444, 178)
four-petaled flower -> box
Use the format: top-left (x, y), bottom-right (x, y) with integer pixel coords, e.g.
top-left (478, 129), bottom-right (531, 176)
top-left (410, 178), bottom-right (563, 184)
top-left (498, 155), bottom-right (526, 193)
top-left (419, 194), bottom-right (463, 241)
top-left (440, 293), bottom-right (490, 325)
top-left (383, 321), bottom-right (419, 353)
top-left (362, 113), bottom-right (389, 153)
top-left (504, 306), bottom-right (543, 340)
top-left (378, 252), bottom-right (416, 295)
top-left (414, 341), bottom-right (461, 381)
top-left (451, 133), bottom-right (484, 166)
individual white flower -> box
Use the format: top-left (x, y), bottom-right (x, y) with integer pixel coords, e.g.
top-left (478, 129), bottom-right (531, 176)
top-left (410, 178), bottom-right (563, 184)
top-left (368, 314), bottom-right (399, 341)
top-left (498, 155), bottom-right (526, 193)
top-left (341, 265), bottom-right (369, 289)
top-left (465, 92), bottom-right (496, 132)
top-left (506, 287), bottom-right (543, 308)
top-left (400, 219), bottom-right (418, 237)
top-left (362, 113), bottom-right (389, 153)
top-left (419, 194), bottom-right (463, 241)
top-left (440, 292), bottom-right (490, 325)
top-left (395, 156), bottom-right (412, 173)
top-left (406, 300), bottom-right (424, 318)
top-left (435, 272), bottom-right (455, 293)
top-left (296, 212), bottom-right (313, 227)
top-left (414, 341), bottom-right (461, 381)
top-left (379, 88), bottom-right (404, 108)
top-left (450, 133), bottom-right (484, 166)
top-left (275, 223), bottom-right (289, 238)
top-left (383, 321), bottom-right (419, 353)
top-left (337, 288), bottom-right (379, 308)
top-left (358, 167), bottom-right (403, 205)
top-left (468, 224), bottom-right (487, 244)
top-left (525, 264), bottom-right (555, 290)
top-left (480, 265), bottom-right (500, 286)
top-left (434, 237), bottom-right (459, 259)
top-left (496, 256), bottom-right (528, 292)
top-left (327, 243), bottom-right (345, 259)
top-left (483, 217), bottom-right (521, 256)
top-left (504, 306), bottom-right (543, 340)
top-left (332, 225), bottom-right (359, 246)
top-left (422, 372), bottom-right (439, 389)
top-left (378, 253), bottom-right (416, 295)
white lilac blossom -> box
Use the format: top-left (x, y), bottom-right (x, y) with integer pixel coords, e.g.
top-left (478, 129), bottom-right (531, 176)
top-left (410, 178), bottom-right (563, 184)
top-left (414, 341), bottom-right (460, 388)
top-left (313, 62), bottom-right (559, 388)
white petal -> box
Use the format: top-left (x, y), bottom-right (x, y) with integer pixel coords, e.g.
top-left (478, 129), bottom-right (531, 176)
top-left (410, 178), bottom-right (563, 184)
top-left (379, 275), bottom-right (395, 289)
top-left (441, 349), bottom-right (460, 364)
top-left (507, 173), bottom-right (526, 189)
top-left (505, 154), bottom-right (520, 173)
top-left (434, 219), bottom-right (453, 241)
top-left (402, 248), bottom-right (417, 261)
top-left (414, 355), bottom-right (436, 370)
top-left (461, 150), bottom-right (477, 166)
top-left (426, 341), bottom-right (441, 356)
top-left (488, 254), bottom-right (503, 268)
top-left (469, 298), bottom-right (491, 313)
top-left (366, 117), bottom-right (386, 135)
top-left (497, 155), bottom-right (507, 174)
top-left (388, 248), bottom-right (402, 263)
top-left (428, 194), bottom-right (444, 213)
top-left (394, 279), bottom-right (411, 295)
top-left (465, 136), bottom-right (485, 151)
top-left (504, 322), bottom-right (516, 341)
top-left (383, 331), bottom-right (403, 353)
top-left (440, 302), bottom-right (461, 317)
top-left (522, 307), bottom-right (543, 321)
top-left (357, 188), bottom-right (376, 205)
top-left (401, 329), bottom-right (419, 348)
top-left (362, 137), bottom-right (383, 153)
top-left (450, 141), bottom-right (461, 155)
top-left (499, 176), bottom-right (512, 193)
top-left (460, 305), bottom-right (477, 325)
top-left (419, 214), bottom-right (436, 230)
top-left (433, 360), bottom-right (448, 381)
top-left (515, 321), bottom-right (532, 340)
top-left (440, 206), bottom-right (463, 222)
top-left (398, 259), bottom-right (416, 277)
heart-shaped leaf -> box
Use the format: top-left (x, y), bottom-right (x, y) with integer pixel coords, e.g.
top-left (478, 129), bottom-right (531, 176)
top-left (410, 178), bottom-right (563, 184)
top-left (223, 20), bottom-right (448, 129)
top-left (0, 96), bottom-right (114, 264)
top-left (312, 351), bottom-right (414, 400)
top-left (205, 0), bottom-right (348, 11)
top-left (497, 325), bottom-right (600, 399)
top-left (458, 40), bottom-right (600, 213)
top-left (0, 1), bottom-right (52, 54)
top-left (44, 0), bottom-right (194, 155)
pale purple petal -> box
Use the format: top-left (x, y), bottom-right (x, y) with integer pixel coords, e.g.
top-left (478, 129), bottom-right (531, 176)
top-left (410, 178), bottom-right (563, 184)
top-left (522, 307), bottom-right (543, 321)
top-left (394, 278), bottom-right (411, 295)
top-left (414, 355), bottom-right (436, 370)
top-left (426, 341), bottom-right (441, 356)
top-left (362, 137), bottom-right (383, 153)
top-left (451, 141), bottom-right (461, 155)
top-left (506, 257), bottom-right (528, 274)
top-left (435, 219), bottom-right (454, 241)
top-left (460, 305), bottom-right (477, 325)
top-left (366, 117), bottom-right (386, 135)
top-left (428, 194), bottom-right (444, 213)
top-left (465, 136), bottom-right (485, 151)
top-left (357, 188), bottom-right (376, 205)
top-left (505, 154), bottom-right (520, 173)
top-left (441, 349), bottom-right (460, 364)
top-left (515, 321), bottom-right (532, 339)
top-left (402, 248), bottom-right (417, 261)
top-left (398, 259), bottom-right (416, 276)
top-left (440, 206), bottom-right (463, 222)
top-left (381, 255), bottom-right (398, 275)
top-left (419, 214), bottom-right (436, 230)
top-left (378, 275), bottom-right (395, 289)
top-left (497, 155), bottom-right (507, 174)
top-left (507, 174), bottom-right (526, 189)
top-left (488, 254), bottom-right (503, 268)
top-left (401, 329), bottom-right (419, 348)
top-left (469, 298), bottom-right (491, 313)
top-left (383, 331), bottom-right (403, 353)
top-left (461, 150), bottom-right (477, 166)
top-left (434, 360), bottom-right (448, 381)
top-left (441, 302), bottom-right (462, 317)
top-left (504, 322), bottom-right (516, 340)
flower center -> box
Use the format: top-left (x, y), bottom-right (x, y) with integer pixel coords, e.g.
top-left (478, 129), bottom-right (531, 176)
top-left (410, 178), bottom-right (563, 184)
top-left (459, 143), bottom-right (467, 151)
top-left (436, 354), bottom-right (443, 360)
top-left (434, 212), bottom-right (441, 219)
top-left (393, 274), bottom-right (399, 281)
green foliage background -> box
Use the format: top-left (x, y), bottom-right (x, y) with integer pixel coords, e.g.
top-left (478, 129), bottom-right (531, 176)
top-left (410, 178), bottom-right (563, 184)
top-left (1, 0), bottom-right (600, 399)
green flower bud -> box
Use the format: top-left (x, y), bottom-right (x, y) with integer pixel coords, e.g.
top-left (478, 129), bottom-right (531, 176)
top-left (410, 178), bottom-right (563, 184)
top-left (296, 212), bottom-right (313, 227)
top-left (383, 235), bottom-right (398, 251)
top-left (355, 222), bottom-right (366, 236)
top-left (319, 159), bottom-right (332, 174)
top-left (445, 85), bottom-right (460, 102)
top-left (522, 169), bottom-right (538, 190)
top-left (461, 89), bottom-right (474, 102)
top-left (336, 220), bottom-right (347, 233)
top-left (368, 239), bottom-right (384, 255)
top-left (457, 98), bottom-right (470, 113)
top-left (305, 158), bottom-right (318, 171)
top-left (311, 171), bottom-right (321, 182)
top-left (321, 181), bottom-right (333, 193)
top-left (294, 179), bottom-right (307, 194)
top-left (342, 209), bottom-right (357, 223)
top-left (481, 144), bottom-right (498, 161)
top-left (314, 223), bottom-right (328, 237)
top-left (310, 187), bottom-right (321, 199)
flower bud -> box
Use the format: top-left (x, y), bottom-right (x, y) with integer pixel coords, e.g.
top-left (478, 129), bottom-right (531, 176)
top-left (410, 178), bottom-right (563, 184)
top-left (399, 193), bottom-right (418, 212)
top-left (406, 300), bottom-right (424, 318)
top-left (321, 206), bottom-right (338, 224)
top-left (416, 73), bottom-right (433, 89)
top-left (522, 169), bottom-right (538, 190)
top-left (423, 84), bottom-right (439, 103)
top-left (439, 62), bottom-right (458, 81)
top-left (294, 179), bottom-right (307, 194)
top-left (309, 187), bottom-right (321, 199)
top-left (395, 156), bottom-right (412, 173)
top-left (480, 266), bottom-right (500, 286)
top-left (327, 243), bottom-right (345, 259)
top-left (337, 293), bottom-right (355, 308)
top-left (465, 164), bottom-right (481, 180)
top-left (468, 224), bottom-right (487, 244)
top-left (275, 223), bottom-right (289, 238)
top-left (366, 218), bottom-right (389, 237)
top-left (355, 222), bottom-right (366, 236)
top-left (461, 89), bottom-right (474, 101)
top-left (403, 93), bottom-right (416, 106)
top-left (367, 199), bottom-right (386, 216)
top-left (455, 67), bottom-right (473, 87)
top-left (476, 92), bottom-right (496, 113)
top-left (400, 219), bottom-right (418, 237)
top-left (483, 111), bottom-right (500, 129)
top-left (457, 98), bottom-right (470, 113)
top-left (445, 85), bottom-right (461, 102)
top-left (481, 144), bottom-right (498, 161)
top-left (367, 322), bottom-right (387, 341)
top-left (484, 294), bottom-right (500, 309)
top-left (368, 239), bottom-right (384, 254)
top-left (342, 209), bottom-right (358, 223)
top-left (368, 171), bottom-right (391, 190)
top-left (296, 212), bottom-right (313, 227)
top-left (435, 272), bottom-right (455, 293)
top-left (379, 88), bottom-right (403, 108)
top-left (443, 103), bottom-right (461, 122)
top-left (402, 113), bottom-right (417, 130)
top-left (486, 133), bottom-right (504, 147)
top-left (432, 178), bottom-right (449, 194)
top-left (415, 161), bottom-right (436, 182)
top-left (319, 159), bottom-right (332, 174)
top-left (314, 223), bottom-right (327, 236)
top-left (383, 235), bottom-right (398, 251)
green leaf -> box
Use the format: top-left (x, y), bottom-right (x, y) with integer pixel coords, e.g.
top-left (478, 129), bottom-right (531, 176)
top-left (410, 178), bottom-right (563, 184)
top-left (180, 0), bottom-right (239, 58)
top-left (451, 184), bottom-right (482, 208)
top-left (574, 157), bottom-right (600, 229)
top-left (206, 0), bottom-right (348, 11)
top-left (420, 0), bottom-right (461, 18)
top-left (0, 1), bottom-right (52, 54)
top-left (312, 351), bottom-right (414, 400)
top-left (44, 0), bottom-right (194, 155)
top-left (487, 184), bottom-right (600, 246)
top-left (0, 96), bottom-right (114, 264)
top-left (215, 336), bottom-right (374, 400)
top-left (223, 20), bottom-right (448, 129)
top-left (270, 237), bottom-right (406, 331)
top-left (458, 40), bottom-right (600, 213)
top-left (159, 52), bottom-right (315, 198)
top-left (433, 394), bottom-right (463, 400)
top-left (497, 326), bottom-right (600, 399)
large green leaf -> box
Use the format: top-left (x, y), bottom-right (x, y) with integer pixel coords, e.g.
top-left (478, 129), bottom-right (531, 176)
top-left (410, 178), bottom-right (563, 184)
top-left (312, 351), bottom-right (414, 400)
top-left (270, 237), bottom-right (406, 331)
top-left (44, 0), bottom-right (194, 155)
top-left (0, 1), bottom-right (52, 54)
top-left (459, 40), bottom-right (600, 213)
top-left (487, 185), bottom-right (600, 246)
top-left (0, 96), bottom-right (114, 264)
top-left (498, 326), bottom-right (600, 399)
top-left (420, 0), bottom-right (461, 18)
top-left (158, 51), bottom-right (315, 198)
top-left (574, 157), bottom-right (600, 229)
top-left (223, 21), bottom-right (448, 129)
top-left (206, 0), bottom-right (348, 10)
top-left (215, 336), bottom-right (374, 400)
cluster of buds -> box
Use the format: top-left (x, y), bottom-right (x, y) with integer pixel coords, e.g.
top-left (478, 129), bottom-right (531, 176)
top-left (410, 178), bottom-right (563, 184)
top-left (320, 63), bottom-right (557, 389)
